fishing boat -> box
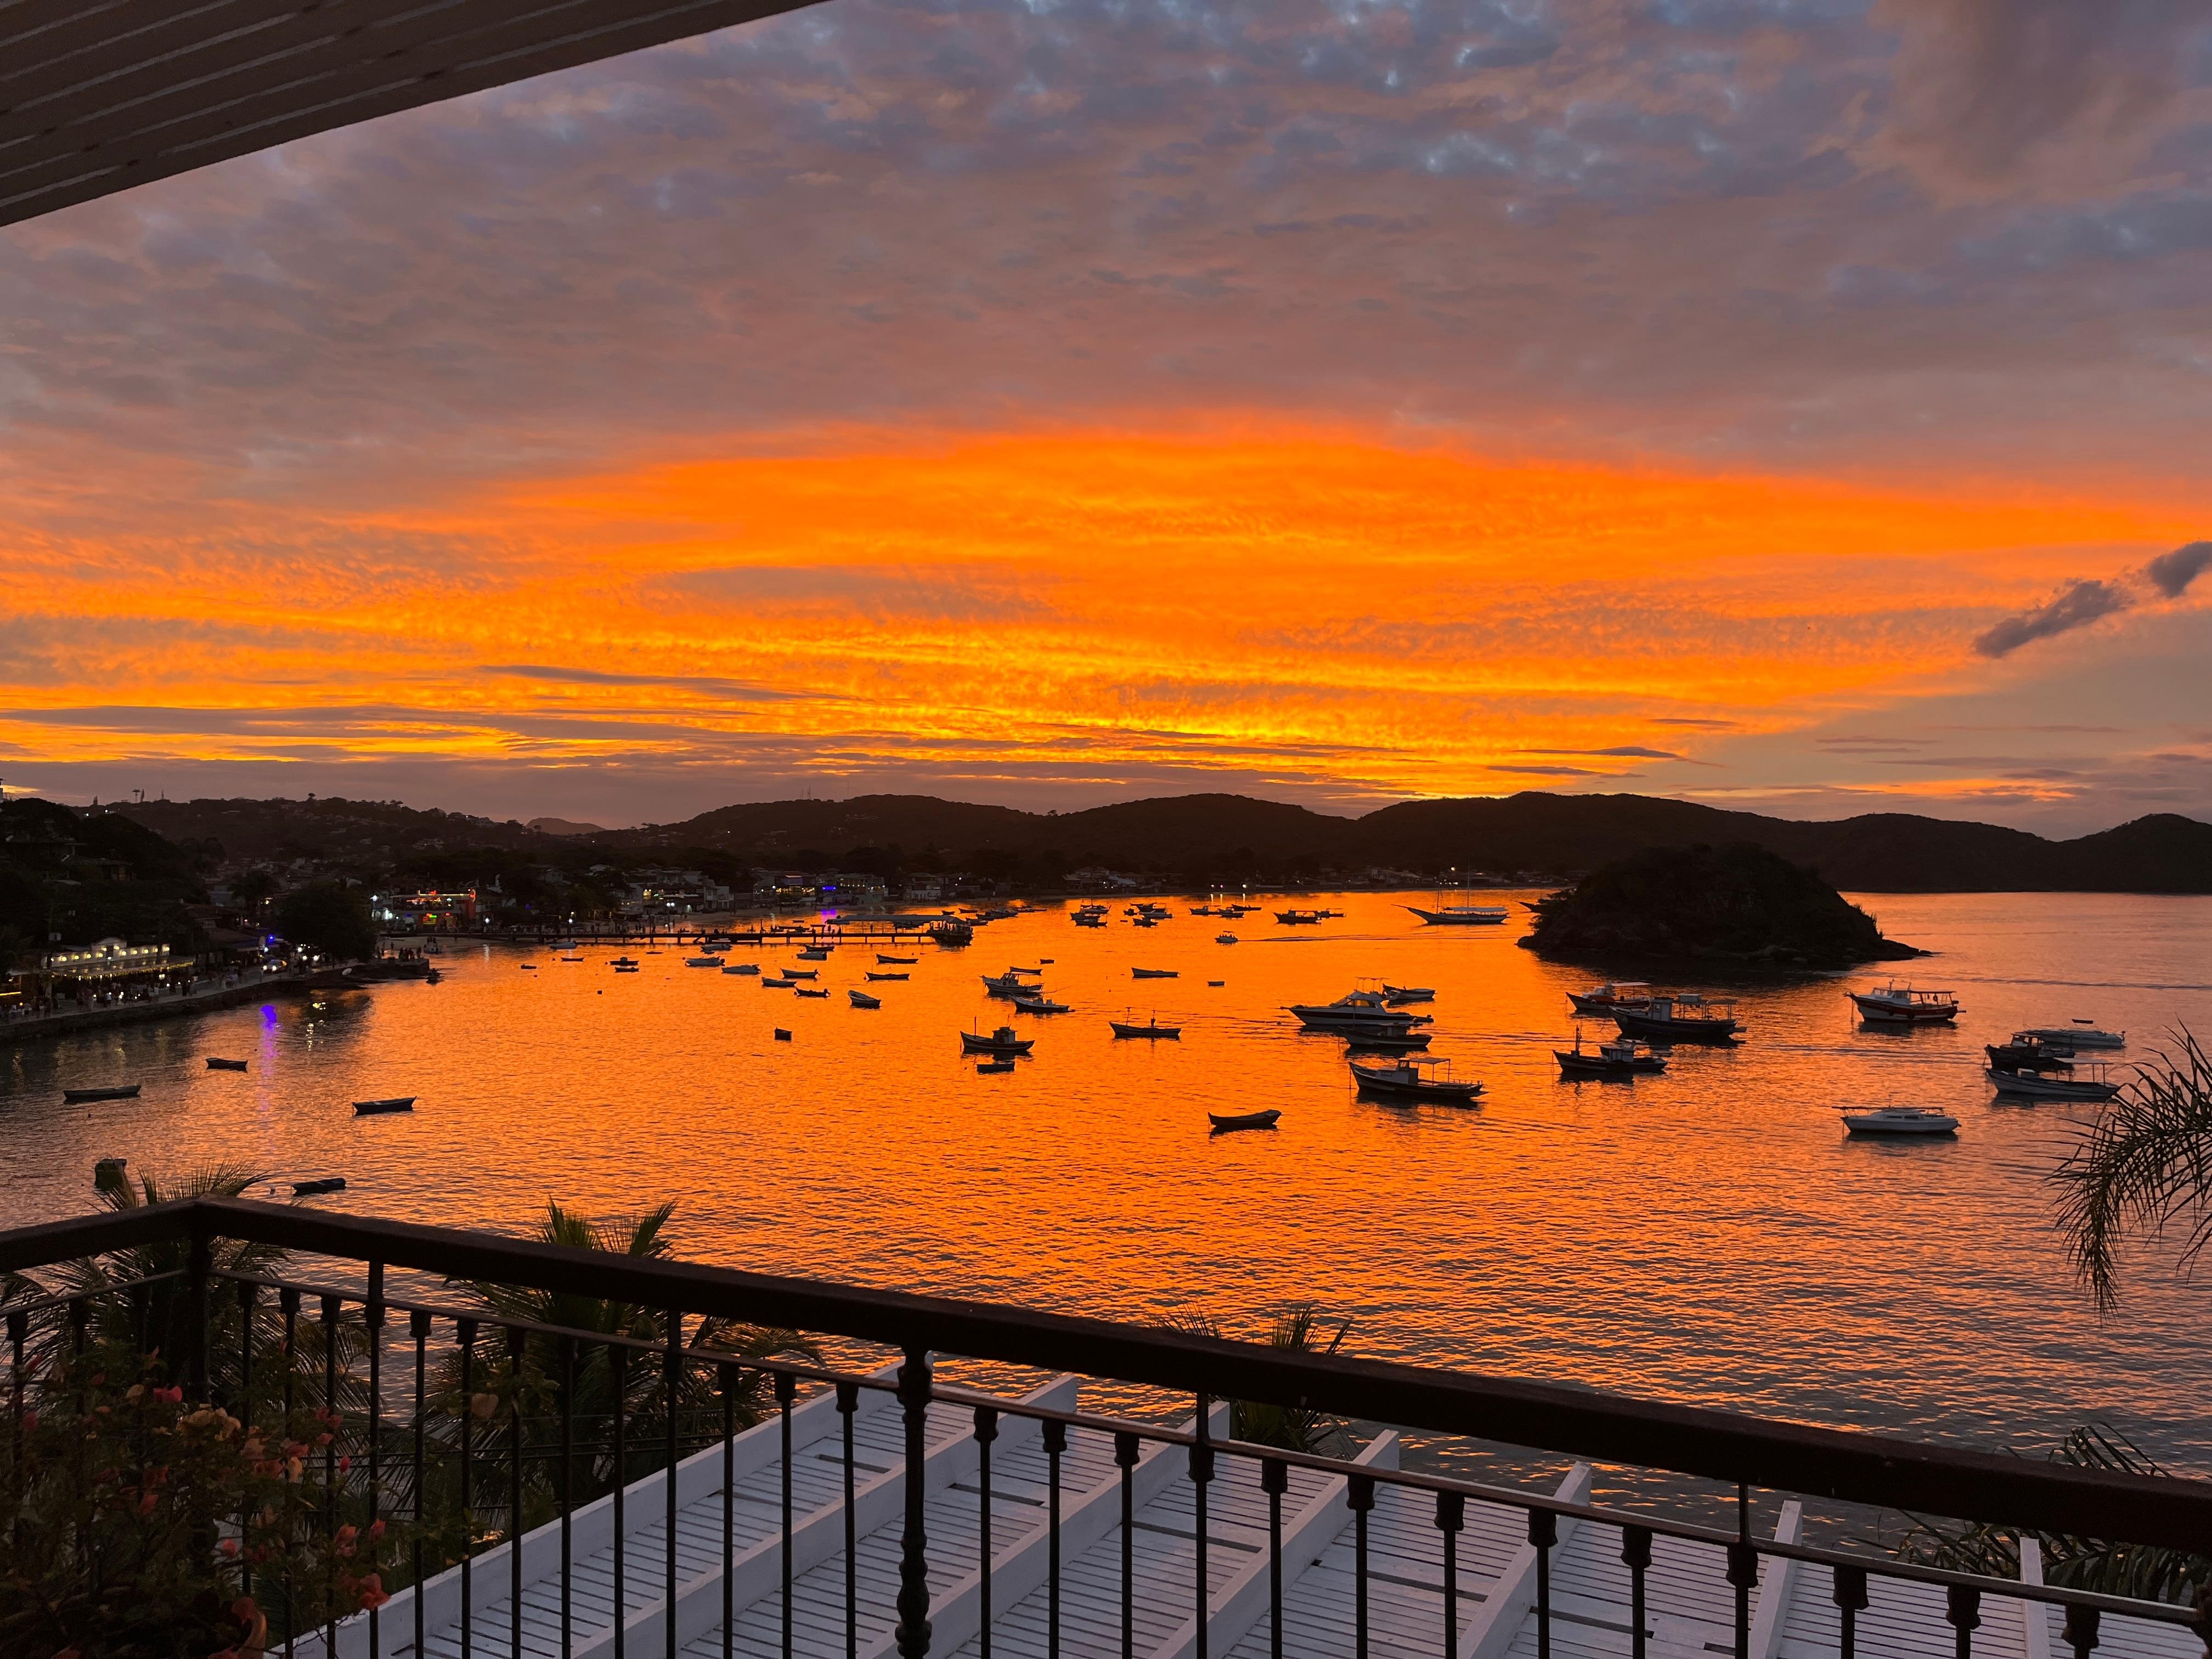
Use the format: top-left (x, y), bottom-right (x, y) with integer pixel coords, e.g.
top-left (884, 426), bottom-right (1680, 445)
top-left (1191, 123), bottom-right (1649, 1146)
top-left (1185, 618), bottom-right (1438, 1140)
top-left (961, 1025), bottom-right (1034, 1056)
top-left (1132, 968), bottom-right (1178, 980)
top-left (1072, 906), bottom-right (1108, 928)
top-left (1985, 1034), bottom-right (2072, 1070)
top-left (1216, 933), bottom-right (1238, 944)
top-left (1349, 1058), bottom-right (1482, 1102)
top-left (558, 956), bottom-right (583, 963)
top-left (1847, 984), bottom-right (1960, 1024)
top-left (798, 947), bottom-right (831, 961)
top-left (761, 977), bottom-right (794, 988)
top-left (928, 919), bottom-right (975, 947)
top-left (2017, 1021), bottom-right (2126, 1049)
top-left (1404, 904), bottom-right (1509, 926)
top-left (1842, 1107), bottom-right (1959, 1136)
top-left (774, 1028), bottom-right (792, 1042)
top-left (614, 964), bottom-right (640, 974)
top-left (1987, 1065), bottom-right (2123, 1103)
top-left (1339, 1026), bottom-right (1432, 1052)
top-left (1554, 1034), bottom-right (1668, 1077)
top-left (1566, 981), bottom-right (1652, 1016)
top-left (1382, 985), bottom-right (1434, 1003)
top-left (867, 970), bottom-right (910, 981)
top-left (352, 1097), bottom-right (415, 1116)
top-left (520, 963), bottom-right (538, 971)
top-left (795, 988), bottom-right (829, 999)
top-left (1110, 1019), bottom-right (1181, 1039)
top-left (1276, 909), bottom-right (1322, 926)
top-left (723, 964), bottom-right (761, 976)
top-left (1286, 989), bottom-right (1427, 1031)
top-left (981, 973), bottom-right (1031, 995)
top-left (64, 1085), bottom-right (141, 1103)
top-left (685, 956), bottom-right (724, 968)
top-left (848, 990), bottom-right (881, 1009)
top-left (1209, 1108), bottom-right (1280, 1131)
top-left (878, 954), bottom-right (919, 966)
top-left (1614, 996), bottom-right (1742, 1046)
top-left (292, 1177), bottom-right (348, 1196)
top-left (1207, 980), bottom-right (1225, 987)
top-left (785, 969), bottom-right (820, 981)
top-left (610, 956), bottom-right (639, 968)
top-left (206, 1057), bottom-right (249, 1072)
top-left (1011, 994), bottom-right (1070, 1014)
top-left (976, 1059), bottom-right (1017, 1075)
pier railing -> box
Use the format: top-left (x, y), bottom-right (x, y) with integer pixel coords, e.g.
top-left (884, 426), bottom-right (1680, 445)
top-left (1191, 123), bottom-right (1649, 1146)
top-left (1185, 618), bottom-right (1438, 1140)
top-left (3, 1198), bottom-right (2207, 1658)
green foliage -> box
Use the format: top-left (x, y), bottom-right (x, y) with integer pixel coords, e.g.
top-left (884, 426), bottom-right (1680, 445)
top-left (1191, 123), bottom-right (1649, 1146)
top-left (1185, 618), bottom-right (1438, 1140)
top-left (1894, 1421), bottom-right (2209, 1604)
top-left (2052, 1030), bottom-right (2212, 1310)
top-left (1, 1346), bottom-right (411, 1656)
top-left (273, 881), bottom-right (379, 961)
top-left (1166, 1303), bottom-right (1353, 1454)
top-left (1522, 841), bottom-right (1911, 968)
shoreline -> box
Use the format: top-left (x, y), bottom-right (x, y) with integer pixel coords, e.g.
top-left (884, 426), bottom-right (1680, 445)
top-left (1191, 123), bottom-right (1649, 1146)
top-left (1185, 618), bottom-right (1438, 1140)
top-left (4, 969), bottom-right (308, 1047)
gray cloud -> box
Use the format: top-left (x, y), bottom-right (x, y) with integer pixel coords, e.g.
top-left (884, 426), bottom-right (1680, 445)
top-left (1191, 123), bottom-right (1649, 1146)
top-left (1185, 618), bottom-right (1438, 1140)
top-left (2144, 541), bottom-right (2212, 600)
top-left (477, 665), bottom-right (812, 702)
top-left (1522, 745), bottom-right (1686, 760)
top-left (1973, 579), bottom-right (2134, 658)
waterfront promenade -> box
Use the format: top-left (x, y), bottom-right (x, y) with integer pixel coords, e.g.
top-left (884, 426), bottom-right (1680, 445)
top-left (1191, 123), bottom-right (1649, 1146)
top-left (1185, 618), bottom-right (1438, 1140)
top-left (2, 962), bottom-right (304, 1045)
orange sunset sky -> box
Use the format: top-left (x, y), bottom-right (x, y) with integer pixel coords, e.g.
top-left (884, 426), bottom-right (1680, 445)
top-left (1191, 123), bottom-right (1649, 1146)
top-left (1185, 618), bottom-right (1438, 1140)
top-left (4, 0), bottom-right (2210, 832)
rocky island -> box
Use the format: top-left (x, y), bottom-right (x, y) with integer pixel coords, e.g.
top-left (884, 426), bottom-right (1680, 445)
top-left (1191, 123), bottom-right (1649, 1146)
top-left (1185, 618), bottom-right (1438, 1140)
top-left (1519, 842), bottom-right (1922, 969)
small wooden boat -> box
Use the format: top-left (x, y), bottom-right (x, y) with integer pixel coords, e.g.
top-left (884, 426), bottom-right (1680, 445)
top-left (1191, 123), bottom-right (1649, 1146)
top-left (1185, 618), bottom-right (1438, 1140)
top-left (1276, 910), bottom-right (1322, 926)
top-left (849, 990), bottom-right (881, 1008)
top-left (785, 969), bottom-right (820, 981)
top-left (352, 1097), bottom-right (415, 1116)
top-left (1843, 1107), bottom-right (1958, 1136)
top-left (1615, 996), bottom-right (1741, 1046)
top-left (685, 956), bottom-right (724, 968)
top-left (878, 955), bottom-right (918, 965)
top-left (1554, 1034), bottom-right (1667, 1077)
top-left (1111, 1020), bottom-right (1181, 1039)
top-left (1350, 1059), bottom-right (1482, 1102)
top-left (976, 1059), bottom-right (1017, 1075)
top-left (961, 1026), bottom-right (1034, 1056)
top-left (1209, 1108), bottom-right (1280, 1131)
top-left (1382, 985), bottom-right (1434, 1003)
top-left (1012, 994), bottom-right (1070, 1014)
top-left (1405, 904), bottom-right (1508, 926)
top-left (1847, 984), bottom-right (1960, 1024)
top-left (723, 964), bottom-right (761, 975)
top-left (292, 1177), bottom-right (348, 1196)
top-left (1988, 1066), bottom-right (2123, 1102)
top-left (614, 965), bottom-right (640, 974)
top-left (1339, 1027), bottom-right (1432, 1052)
top-left (866, 971), bottom-right (910, 981)
top-left (762, 977), bottom-right (795, 988)
top-left (64, 1085), bottom-right (142, 1103)
top-left (558, 956), bottom-right (583, 962)
top-left (1566, 981), bottom-right (1652, 1016)
top-left (1207, 980), bottom-right (1225, 987)
top-left (520, 963), bottom-right (538, 971)
top-left (2018, 1022), bottom-right (2125, 1049)
top-left (1216, 933), bottom-right (1238, 944)
top-left (774, 1028), bottom-right (792, 1042)
top-left (206, 1057), bottom-right (250, 1072)
top-left (795, 988), bottom-right (830, 999)
top-left (980, 973), bottom-right (1030, 995)
top-left (798, 948), bottom-right (831, 961)
top-left (1132, 968), bottom-right (1178, 980)
top-left (610, 956), bottom-right (640, 967)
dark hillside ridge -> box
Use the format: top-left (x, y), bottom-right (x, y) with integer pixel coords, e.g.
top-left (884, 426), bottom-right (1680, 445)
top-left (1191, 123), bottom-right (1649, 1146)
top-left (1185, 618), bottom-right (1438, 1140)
top-left (107, 791), bottom-right (2212, 893)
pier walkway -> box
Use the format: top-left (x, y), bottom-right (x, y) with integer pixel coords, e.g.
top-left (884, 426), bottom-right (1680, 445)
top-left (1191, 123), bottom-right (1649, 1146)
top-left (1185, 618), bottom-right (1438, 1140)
top-left (313, 1379), bottom-right (2197, 1659)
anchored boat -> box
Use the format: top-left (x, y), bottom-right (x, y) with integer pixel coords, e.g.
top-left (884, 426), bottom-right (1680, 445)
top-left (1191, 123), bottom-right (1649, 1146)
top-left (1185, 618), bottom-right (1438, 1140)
top-left (1614, 996), bottom-right (1742, 1046)
top-left (1566, 981), bottom-right (1653, 1017)
top-left (206, 1057), bottom-right (250, 1072)
top-left (1012, 994), bottom-right (1071, 1014)
top-left (1110, 1019), bottom-right (1181, 1040)
top-left (1554, 1034), bottom-right (1667, 1077)
top-left (848, 989), bottom-right (881, 1009)
top-left (1404, 904), bottom-right (1508, 926)
top-left (960, 1025), bottom-right (1034, 1057)
top-left (1842, 1107), bottom-right (1958, 1136)
top-left (1132, 968), bottom-right (1179, 980)
top-left (1350, 1058), bottom-right (1482, 1102)
top-left (2017, 1020), bottom-right (2125, 1049)
top-left (1847, 983), bottom-right (1960, 1024)
top-left (64, 1085), bottom-right (141, 1103)
top-left (878, 954), bottom-right (919, 965)
top-left (1988, 1065), bottom-right (2123, 1103)
top-left (352, 1097), bottom-right (415, 1116)
top-left (1209, 1108), bottom-right (1280, 1131)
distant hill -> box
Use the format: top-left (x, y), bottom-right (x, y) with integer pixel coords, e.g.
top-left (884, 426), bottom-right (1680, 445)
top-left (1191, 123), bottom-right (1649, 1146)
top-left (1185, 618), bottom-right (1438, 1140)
top-left (103, 789), bottom-right (2212, 894)
top-left (527, 817), bottom-right (608, 837)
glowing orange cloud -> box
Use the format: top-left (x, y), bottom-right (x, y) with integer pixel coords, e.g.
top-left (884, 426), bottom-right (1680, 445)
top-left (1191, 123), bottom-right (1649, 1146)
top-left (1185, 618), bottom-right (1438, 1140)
top-left (3, 426), bottom-right (2203, 805)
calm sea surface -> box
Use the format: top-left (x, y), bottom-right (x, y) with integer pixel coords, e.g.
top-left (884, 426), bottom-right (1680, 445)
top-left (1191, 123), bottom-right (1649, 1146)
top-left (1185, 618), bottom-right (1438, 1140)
top-left (6, 890), bottom-right (2211, 1482)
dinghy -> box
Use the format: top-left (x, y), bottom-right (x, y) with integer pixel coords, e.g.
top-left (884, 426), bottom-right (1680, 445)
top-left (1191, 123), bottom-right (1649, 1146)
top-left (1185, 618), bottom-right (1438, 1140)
top-left (1208, 1108), bottom-right (1280, 1131)
top-left (878, 955), bottom-right (918, 965)
top-left (1842, 1107), bottom-right (1958, 1136)
top-left (849, 989), bottom-right (882, 1008)
top-left (975, 1059), bottom-right (1017, 1075)
top-left (206, 1057), bottom-right (250, 1072)
top-left (1132, 968), bottom-right (1178, 980)
top-left (292, 1177), bottom-right (348, 1196)
top-left (1110, 1019), bottom-right (1181, 1039)
top-left (352, 1097), bottom-right (415, 1116)
top-left (64, 1085), bottom-right (141, 1103)
top-left (866, 971), bottom-right (910, 981)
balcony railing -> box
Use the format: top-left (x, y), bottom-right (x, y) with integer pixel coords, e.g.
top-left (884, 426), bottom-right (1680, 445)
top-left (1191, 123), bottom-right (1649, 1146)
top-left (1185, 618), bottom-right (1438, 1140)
top-left (2, 1197), bottom-right (2207, 1659)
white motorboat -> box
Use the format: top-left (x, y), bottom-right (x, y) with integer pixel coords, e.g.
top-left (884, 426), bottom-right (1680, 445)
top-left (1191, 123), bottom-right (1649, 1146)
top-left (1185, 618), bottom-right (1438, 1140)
top-left (1988, 1065), bottom-right (2124, 1103)
top-left (1842, 1107), bottom-right (1958, 1136)
top-left (1381, 985), bottom-right (1435, 1003)
top-left (1847, 983), bottom-right (1960, 1024)
top-left (2017, 1021), bottom-right (2125, 1049)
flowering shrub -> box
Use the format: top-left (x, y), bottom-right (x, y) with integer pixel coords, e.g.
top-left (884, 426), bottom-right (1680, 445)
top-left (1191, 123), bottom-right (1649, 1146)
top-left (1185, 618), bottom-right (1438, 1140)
top-left (1, 1347), bottom-right (407, 1658)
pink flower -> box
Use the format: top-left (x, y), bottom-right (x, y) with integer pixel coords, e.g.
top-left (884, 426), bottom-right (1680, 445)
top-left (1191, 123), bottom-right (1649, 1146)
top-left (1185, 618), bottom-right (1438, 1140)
top-left (137, 1491), bottom-right (159, 1516)
top-left (357, 1574), bottom-right (390, 1612)
top-left (220, 1537), bottom-right (241, 1557)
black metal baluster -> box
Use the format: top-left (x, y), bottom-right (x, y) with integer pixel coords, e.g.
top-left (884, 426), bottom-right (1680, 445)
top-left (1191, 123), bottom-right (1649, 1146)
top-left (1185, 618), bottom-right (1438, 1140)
top-left (321, 1294), bottom-right (342, 1654)
top-left (895, 1348), bottom-right (935, 1659)
top-left (1115, 1431), bottom-right (1139, 1659)
top-left (509, 1323), bottom-right (527, 1659)
top-left (281, 1286), bottom-right (298, 1659)
top-left (976, 1406), bottom-right (1000, 1659)
top-left (1046, 1419), bottom-right (1067, 1659)
top-left (187, 1231), bottom-right (211, 1402)
top-left (1530, 1508), bottom-right (1556, 1659)
top-left (2062, 1604), bottom-right (2101, 1659)
top-left (365, 1265), bottom-right (385, 1659)
top-left (1350, 1472), bottom-right (1375, 1659)
top-left (1832, 1564), bottom-right (1867, 1659)
top-left (730, 1365), bottom-right (747, 1659)
top-left (235, 1285), bottom-right (256, 1601)
top-left (460, 1317), bottom-right (477, 1659)
top-left (668, 1311), bottom-right (684, 1659)
top-left (1193, 1400), bottom-right (1214, 1659)
top-left (1436, 1491), bottom-right (1464, 1659)
top-left (8, 1310), bottom-right (26, 1562)
top-left (1946, 1585), bottom-right (1982, 1659)
top-left (413, 1308), bottom-right (430, 1659)
top-left (614, 1342), bottom-right (628, 1659)
top-left (1728, 1485), bottom-right (1759, 1659)
top-left (1622, 1526), bottom-right (1651, 1659)
top-left (780, 1369), bottom-right (798, 1659)
top-left (563, 1338), bottom-right (577, 1658)
top-left (840, 1380), bottom-right (860, 1659)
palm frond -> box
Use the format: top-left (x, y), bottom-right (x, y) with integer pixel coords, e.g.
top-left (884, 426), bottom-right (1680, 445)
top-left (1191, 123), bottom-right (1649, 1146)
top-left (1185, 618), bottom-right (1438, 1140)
top-left (2051, 1030), bottom-right (2212, 1309)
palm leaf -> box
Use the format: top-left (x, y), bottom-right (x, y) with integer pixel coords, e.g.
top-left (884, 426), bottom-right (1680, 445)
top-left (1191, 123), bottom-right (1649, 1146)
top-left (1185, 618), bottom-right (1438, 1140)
top-left (2051, 1030), bottom-right (2212, 1309)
